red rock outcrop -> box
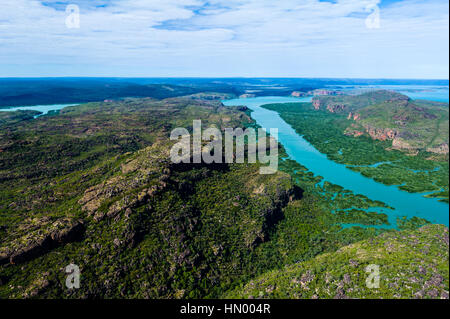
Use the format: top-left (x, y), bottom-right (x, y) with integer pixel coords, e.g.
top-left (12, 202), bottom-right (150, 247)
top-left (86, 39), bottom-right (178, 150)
top-left (312, 99), bottom-right (321, 110)
top-left (363, 125), bottom-right (398, 141)
top-left (326, 103), bottom-right (346, 113)
top-left (347, 112), bottom-right (361, 121)
top-left (291, 91), bottom-right (307, 97)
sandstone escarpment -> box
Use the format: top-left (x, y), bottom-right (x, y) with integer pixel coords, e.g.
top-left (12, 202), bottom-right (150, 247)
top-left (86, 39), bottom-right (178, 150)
top-left (228, 225), bottom-right (450, 299)
top-left (311, 97), bottom-right (345, 111)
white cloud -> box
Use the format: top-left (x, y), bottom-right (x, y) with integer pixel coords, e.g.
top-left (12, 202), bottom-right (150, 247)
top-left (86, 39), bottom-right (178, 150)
top-left (0, 0), bottom-right (448, 78)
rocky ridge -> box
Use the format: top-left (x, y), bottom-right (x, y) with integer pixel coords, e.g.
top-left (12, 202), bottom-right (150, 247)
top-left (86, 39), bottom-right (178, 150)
top-left (227, 224), bottom-right (449, 299)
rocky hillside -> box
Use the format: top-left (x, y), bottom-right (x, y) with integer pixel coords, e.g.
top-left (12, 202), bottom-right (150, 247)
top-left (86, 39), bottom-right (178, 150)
top-left (226, 224), bottom-right (449, 299)
top-left (313, 90), bottom-right (449, 155)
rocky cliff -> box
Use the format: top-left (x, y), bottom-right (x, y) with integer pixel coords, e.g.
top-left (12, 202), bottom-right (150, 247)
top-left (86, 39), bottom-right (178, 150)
top-left (316, 90), bottom-right (449, 155)
top-left (0, 97), bottom-right (304, 299)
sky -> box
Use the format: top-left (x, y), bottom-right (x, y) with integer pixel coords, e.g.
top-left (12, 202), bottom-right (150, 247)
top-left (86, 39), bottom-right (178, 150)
top-left (0, 0), bottom-right (448, 78)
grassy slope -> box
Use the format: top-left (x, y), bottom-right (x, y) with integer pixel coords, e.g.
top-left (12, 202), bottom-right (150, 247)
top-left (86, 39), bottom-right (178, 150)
top-left (0, 82), bottom-right (230, 107)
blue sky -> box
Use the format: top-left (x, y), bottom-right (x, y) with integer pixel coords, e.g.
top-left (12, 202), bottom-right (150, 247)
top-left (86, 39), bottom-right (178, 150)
top-left (0, 0), bottom-right (448, 78)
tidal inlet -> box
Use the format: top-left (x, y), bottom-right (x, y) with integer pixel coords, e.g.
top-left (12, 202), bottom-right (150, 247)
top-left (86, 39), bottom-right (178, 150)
top-left (0, 0), bottom-right (448, 307)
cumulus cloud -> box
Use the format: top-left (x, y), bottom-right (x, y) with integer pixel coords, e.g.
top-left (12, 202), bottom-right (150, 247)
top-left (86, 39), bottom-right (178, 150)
top-left (0, 0), bottom-right (448, 78)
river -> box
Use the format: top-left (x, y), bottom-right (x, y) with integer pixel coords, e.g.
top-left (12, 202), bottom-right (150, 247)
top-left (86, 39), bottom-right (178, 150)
top-left (223, 96), bottom-right (449, 227)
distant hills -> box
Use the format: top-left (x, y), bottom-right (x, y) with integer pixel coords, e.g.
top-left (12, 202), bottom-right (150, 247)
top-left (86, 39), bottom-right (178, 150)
top-left (1, 78), bottom-right (448, 107)
top-left (313, 90), bottom-right (449, 155)
top-left (0, 80), bottom-right (202, 107)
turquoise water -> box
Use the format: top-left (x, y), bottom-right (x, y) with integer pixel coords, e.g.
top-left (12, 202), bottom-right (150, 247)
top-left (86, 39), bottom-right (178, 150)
top-left (0, 104), bottom-right (79, 117)
top-left (223, 96), bottom-right (449, 227)
top-left (401, 90), bottom-right (449, 103)
top-left (335, 85), bottom-right (449, 103)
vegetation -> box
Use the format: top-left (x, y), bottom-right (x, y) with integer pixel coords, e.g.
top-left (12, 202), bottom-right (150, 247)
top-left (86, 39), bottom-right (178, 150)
top-left (226, 224), bottom-right (449, 299)
top-left (0, 98), bottom-right (381, 298)
top-left (0, 95), bottom-right (447, 299)
top-left (0, 110), bottom-right (42, 127)
top-left (261, 97), bottom-right (449, 202)
top-left (0, 80), bottom-right (216, 107)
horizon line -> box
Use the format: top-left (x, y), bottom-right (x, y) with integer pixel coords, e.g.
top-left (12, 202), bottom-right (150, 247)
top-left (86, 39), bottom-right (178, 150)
top-left (0, 76), bottom-right (449, 81)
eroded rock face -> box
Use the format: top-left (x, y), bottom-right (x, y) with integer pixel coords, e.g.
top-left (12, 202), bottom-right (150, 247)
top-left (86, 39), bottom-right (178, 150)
top-left (392, 138), bottom-right (414, 151)
top-left (363, 125), bottom-right (398, 141)
top-left (244, 178), bottom-right (303, 249)
top-left (50, 219), bottom-right (85, 243)
top-left (315, 91), bottom-right (448, 156)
